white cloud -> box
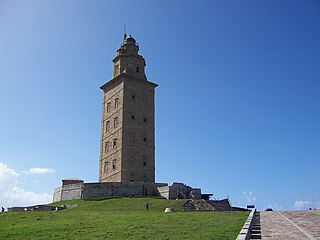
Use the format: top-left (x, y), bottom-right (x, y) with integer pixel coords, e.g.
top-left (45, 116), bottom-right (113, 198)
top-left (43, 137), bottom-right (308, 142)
top-left (294, 200), bottom-right (315, 210)
top-left (0, 162), bottom-right (52, 209)
top-left (243, 191), bottom-right (256, 204)
top-left (23, 167), bottom-right (55, 174)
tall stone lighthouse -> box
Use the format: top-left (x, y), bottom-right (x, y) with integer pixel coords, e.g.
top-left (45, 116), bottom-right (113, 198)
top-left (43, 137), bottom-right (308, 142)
top-left (99, 34), bottom-right (158, 183)
top-left (53, 35), bottom-right (207, 203)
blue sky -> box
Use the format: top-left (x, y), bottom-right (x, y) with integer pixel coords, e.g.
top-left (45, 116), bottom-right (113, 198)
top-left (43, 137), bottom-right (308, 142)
top-left (0, 0), bottom-right (319, 210)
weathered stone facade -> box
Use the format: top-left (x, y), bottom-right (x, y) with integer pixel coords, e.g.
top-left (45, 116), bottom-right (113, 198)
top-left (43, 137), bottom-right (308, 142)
top-left (53, 179), bottom-right (84, 202)
top-left (99, 35), bottom-right (157, 183)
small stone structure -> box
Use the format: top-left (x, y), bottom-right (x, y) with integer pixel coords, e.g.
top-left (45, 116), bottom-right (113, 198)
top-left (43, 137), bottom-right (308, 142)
top-left (164, 208), bottom-right (174, 213)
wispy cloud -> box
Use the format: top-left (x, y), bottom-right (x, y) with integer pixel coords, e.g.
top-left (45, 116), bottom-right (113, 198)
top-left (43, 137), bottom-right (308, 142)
top-left (294, 200), bottom-right (320, 210)
top-left (23, 167), bottom-right (55, 174)
top-left (0, 162), bottom-right (52, 209)
top-left (243, 191), bottom-right (256, 204)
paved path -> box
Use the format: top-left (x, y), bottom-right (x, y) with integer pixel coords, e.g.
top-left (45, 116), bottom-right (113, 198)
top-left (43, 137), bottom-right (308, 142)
top-left (260, 210), bottom-right (320, 239)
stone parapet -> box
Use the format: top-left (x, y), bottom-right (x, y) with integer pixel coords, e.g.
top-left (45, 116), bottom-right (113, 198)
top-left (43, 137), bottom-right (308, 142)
top-left (236, 208), bottom-right (256, 240)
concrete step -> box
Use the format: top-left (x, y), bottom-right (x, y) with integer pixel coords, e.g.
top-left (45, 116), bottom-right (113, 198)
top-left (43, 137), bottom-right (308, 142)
top-left (250, 212), bottom-right (261, 240)
top-left (250, 234), bottom-right (262, 239)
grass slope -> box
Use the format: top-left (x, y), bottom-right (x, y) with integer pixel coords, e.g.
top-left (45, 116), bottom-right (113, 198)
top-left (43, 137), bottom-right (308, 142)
top-left (0, 197), bottom-right (248, 240)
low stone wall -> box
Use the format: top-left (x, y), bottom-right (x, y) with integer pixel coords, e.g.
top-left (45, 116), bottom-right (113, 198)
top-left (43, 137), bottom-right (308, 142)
top-left (236, 208), bottom-right (256, 240)
top-left (8, 205), bottom-right (64, 212)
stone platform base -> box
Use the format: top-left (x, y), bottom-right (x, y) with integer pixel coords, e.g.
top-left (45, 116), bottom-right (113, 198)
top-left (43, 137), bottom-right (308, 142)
top-left (53, 180), bottom-right (204, 203)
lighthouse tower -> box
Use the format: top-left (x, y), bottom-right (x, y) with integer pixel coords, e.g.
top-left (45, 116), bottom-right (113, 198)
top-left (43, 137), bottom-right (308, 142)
top-left (99, 35), bottom-right (158, 183)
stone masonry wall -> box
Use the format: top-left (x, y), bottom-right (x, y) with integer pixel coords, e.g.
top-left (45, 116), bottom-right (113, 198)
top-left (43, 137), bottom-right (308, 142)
top-left (53, 183), bottom-right (83, 202)
top-left (53, 182), bottom-right (166, 202)
top-left (82, 182), bottom-right (157, 199)
top-left (53, 186), bottom-right (62, 202)
top-left (52, 181), bottom-right (202, 202)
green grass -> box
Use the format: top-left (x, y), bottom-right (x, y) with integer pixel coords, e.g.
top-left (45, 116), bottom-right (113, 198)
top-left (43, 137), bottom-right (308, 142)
top-left (0, 197), bottom-right (248, 239)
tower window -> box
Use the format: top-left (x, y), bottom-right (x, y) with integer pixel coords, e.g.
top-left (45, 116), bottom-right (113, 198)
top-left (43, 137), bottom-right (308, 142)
top-left (106, 102), bottom-right (111, 112)
top-left (105, 141), bottom-right (109, 153)
top-left (131, 115), bottom-right (135, 120)
top-left (143, 118), bottom-right (146, 123)
top-left (114, 117), bottom-right (118, 128)
top-left (114, 64), bottom-right (120, 76)
top-left (132, 95), bottom-right (135, 100)
top-left (136, 67), bottom-right (139, 73)
top-left (104, 161), bottom-right (108, 173)
top-left (112, 160), bottom-right (116, 170)
top-left (130, 171), bottom-right (135, 177)
top-left (114, 98), bottom-right (119, 109)
top-left (113, 139), bottom-right (117, 149)
top-left (106, 121), bottom-right (110, 132)
top-left (143, 161), bottom-right (146, 167)
top-left (143, 137), bottom-right (147, 142)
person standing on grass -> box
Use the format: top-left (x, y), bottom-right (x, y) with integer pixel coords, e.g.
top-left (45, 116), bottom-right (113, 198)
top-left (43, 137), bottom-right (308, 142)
top-left (1, 207), bottom-right (4, 212)
top-left (146, 202), bottom-right (149, 211)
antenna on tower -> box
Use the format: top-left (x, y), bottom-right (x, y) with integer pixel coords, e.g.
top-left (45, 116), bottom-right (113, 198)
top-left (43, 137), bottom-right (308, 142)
top-left (123, 24), bottom-right (127, 41)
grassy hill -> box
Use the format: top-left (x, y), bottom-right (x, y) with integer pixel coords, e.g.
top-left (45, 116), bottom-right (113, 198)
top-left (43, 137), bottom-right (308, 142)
top-left (0, 197), bottom-right (248, 239)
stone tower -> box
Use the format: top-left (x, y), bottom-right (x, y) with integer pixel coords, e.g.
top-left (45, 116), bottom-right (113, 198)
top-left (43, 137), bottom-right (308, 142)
top-left (99, 35), bottom-right (158, 183)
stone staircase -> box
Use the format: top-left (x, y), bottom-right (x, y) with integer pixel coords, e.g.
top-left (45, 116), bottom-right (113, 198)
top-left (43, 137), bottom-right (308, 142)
top-left (236, 209), bottom-right (261, 240)
top-left (250, 211), bottom-right (261, 239)
top-left (193, 199), bottom-right (216, 211)
top-left (183, 198), bottom-right (234, 212)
